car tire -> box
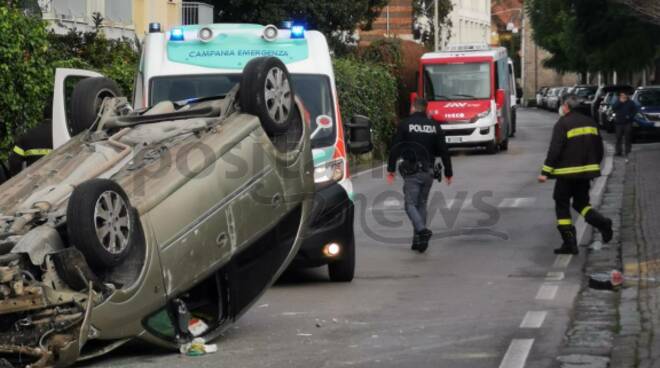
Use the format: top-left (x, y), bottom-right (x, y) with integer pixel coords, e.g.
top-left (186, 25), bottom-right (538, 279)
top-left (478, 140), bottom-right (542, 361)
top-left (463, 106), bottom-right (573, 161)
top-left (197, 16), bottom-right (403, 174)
top-left (67, 179), bottom-right (137, 269)
top-left (328, 234), bottom-right (355, 282)
top-left (509, 109), bottom-right (517, 138)
top-left (70, 77), bottom-right (122, 136)
top-left (240, 57), bottom-right (294, 137)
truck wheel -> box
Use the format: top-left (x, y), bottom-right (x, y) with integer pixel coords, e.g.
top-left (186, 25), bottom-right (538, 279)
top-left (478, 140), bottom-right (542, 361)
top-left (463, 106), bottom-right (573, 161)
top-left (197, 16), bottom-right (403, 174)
top-left (485, 139), bottom-right (499, 154)
top-left (70, 77), bottom-right (122, 136)
top-left (240, 57), bottom-right (294, 137)
top-left (509, 109), bottom-right (517, 138)
top-left (328, 235), bottom-right (355, 282)
top-left (67, 179), bottom-right (137, 269)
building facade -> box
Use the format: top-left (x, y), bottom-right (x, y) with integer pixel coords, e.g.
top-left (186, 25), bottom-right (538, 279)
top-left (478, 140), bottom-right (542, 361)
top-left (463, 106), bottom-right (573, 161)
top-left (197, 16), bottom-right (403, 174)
top-left (442, 0), bottom-right (491, 47)
top-left (37, 0), bottom-right (213, 39)
top-left (359, 0), bottom-right (415, 44)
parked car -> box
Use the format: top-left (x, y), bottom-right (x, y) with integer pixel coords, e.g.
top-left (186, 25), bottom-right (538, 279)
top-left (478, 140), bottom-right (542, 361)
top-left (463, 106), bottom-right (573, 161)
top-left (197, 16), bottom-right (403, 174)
top-left (632, 86), bottom-right (660, 136)
top-left (0, 57), bottom-right (322, 368)
top-left (567, 85), bottom-right (597, 115)
top-left (545, 87), bottom-right (562, 111)
top-left (599, 92), bottom-right (619, 132)
top-left (536, 86), bottom-right (549, 108)
top-left (590, 84), bottom-right (634, 119)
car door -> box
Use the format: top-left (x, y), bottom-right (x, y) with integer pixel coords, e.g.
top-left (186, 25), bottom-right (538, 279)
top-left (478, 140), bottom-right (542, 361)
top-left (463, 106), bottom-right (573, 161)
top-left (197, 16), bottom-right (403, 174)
top-left (52, 68), bottom-right (105, 149)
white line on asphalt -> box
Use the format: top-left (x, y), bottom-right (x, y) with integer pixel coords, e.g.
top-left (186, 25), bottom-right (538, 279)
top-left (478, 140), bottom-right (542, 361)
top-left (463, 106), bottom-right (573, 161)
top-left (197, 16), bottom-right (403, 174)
top-left (498, 197), bottom-right (536, 208)
top-left (545, 271), bottom-right (565, 281)
top-left (383, 199), bottom-right (401, 207)
top-left (553, 254), bottom-right (572, 269)
top-left (351, 164), bottom-right (386, 178)
top-left (498, 339), bottom-right (534, 368)
top-left (535, 284), bottom-right (559, 300)
top-left (446, 198), bottom-right (472, 208)
top-left (520, 311), bottom-right (548, 328)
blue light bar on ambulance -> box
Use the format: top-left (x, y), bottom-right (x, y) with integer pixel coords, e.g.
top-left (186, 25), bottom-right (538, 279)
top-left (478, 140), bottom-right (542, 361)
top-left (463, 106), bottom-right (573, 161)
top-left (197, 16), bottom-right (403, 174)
top-left (290, 25), bottom-right (305, 39)
top-left (170, 28), bottom-right (184, 41)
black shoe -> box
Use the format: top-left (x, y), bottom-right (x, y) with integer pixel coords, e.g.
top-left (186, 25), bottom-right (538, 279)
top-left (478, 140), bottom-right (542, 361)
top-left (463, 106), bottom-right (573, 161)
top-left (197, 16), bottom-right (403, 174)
top-left (416, 229), bottom-right (433, 253)
top-left (585, 210), bottom-right (613, 243)
top-left (555, 226), bottom-right (578, 255)
top-left (411, 233), bottom-right (421, 251)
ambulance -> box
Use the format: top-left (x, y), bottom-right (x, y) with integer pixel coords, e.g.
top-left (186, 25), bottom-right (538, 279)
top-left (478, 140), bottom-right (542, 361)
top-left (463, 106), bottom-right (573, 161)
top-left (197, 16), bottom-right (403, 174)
top-left (50, 23), bottom-right (372, 282)
top-left (412, 45), bottom-right (513, 153)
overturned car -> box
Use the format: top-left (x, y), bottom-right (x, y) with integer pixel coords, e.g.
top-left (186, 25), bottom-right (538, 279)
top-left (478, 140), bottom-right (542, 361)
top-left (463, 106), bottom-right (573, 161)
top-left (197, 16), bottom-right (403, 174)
top-left (0, 57), bottom-right (313, 367)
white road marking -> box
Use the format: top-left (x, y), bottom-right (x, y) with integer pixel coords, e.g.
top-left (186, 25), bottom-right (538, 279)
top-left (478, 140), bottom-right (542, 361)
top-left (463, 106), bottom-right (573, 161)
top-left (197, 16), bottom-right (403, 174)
top-left (383, 199), bottom-right (401, 207)
top-left (446, 198), bottom-right (472, 208)
top-left (498, 339), bottom-right (534, 368)
top-left (545, 271), bottom-right (565, 281)
top-left (498, 197), bottom-right (536, 208)
top-left (535, 284), bottom-right (559, 300)
top-left (553, 254), bottom-right (573, 268)
top-left (520, 311), bottom-right (548, 328)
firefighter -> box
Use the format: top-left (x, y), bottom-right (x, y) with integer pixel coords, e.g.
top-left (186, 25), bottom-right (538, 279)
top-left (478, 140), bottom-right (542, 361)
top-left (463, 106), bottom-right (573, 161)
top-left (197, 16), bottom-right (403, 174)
top-left (387, 98), bottom-right (453, 253)
top-left (538, 94), bottom-right (613, 254)
top-left (7, 101), bottom-right (53, 177)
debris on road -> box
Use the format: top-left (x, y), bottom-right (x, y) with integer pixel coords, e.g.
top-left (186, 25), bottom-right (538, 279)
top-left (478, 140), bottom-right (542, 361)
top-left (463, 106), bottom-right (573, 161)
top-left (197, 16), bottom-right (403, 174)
top-left (179, 338), bottom-right (218, 357)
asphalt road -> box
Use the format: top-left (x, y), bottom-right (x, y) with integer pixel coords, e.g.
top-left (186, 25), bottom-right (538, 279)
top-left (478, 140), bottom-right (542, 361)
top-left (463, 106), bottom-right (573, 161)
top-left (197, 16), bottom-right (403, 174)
top-left (79, 108), bottom-right (589, 368)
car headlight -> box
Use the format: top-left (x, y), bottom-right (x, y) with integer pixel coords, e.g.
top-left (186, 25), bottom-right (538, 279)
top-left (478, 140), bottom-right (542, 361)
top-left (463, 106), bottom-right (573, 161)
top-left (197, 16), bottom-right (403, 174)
top-left (469, 108), bottom-right (491, 124)
top-left (314, 158), bottom-right (345, 184)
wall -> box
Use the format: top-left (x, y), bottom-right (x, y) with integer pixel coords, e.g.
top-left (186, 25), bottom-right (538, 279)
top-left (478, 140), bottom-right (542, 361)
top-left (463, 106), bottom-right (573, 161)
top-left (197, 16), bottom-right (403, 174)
top-left (41, 0), bottom-right (136, 39)
top-left (442, 0), bottom-right (491, 47)
top-left (521, 17), bottom-right (578, 104)
top-left (360, 0), bottom-right (414, 44)
top-left (133, 0), bottom-right (182, 38)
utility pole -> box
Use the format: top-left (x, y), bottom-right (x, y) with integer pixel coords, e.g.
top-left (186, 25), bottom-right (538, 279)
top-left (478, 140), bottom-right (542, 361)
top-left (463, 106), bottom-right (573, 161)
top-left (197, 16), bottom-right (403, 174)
top-left (434, 0), bottom-right (439, 51)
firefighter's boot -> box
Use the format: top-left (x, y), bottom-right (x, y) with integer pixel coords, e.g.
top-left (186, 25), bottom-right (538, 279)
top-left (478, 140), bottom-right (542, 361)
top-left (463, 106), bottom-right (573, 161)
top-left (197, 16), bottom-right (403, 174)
top-left (555, 226), bottom-right (578, 255)
top-left (585, 210), bottom-right (613, 243)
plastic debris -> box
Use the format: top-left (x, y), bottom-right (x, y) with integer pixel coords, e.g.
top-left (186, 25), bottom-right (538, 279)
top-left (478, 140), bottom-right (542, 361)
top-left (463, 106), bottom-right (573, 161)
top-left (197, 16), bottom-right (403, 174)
top-left (179, 338), bottom-right (218, 356)
top-left (188, 318), bottom-right (209, 337)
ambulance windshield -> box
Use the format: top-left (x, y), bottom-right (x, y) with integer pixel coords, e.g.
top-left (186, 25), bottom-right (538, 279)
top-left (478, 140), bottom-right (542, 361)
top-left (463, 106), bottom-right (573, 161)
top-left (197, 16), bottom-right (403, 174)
top-left (150, 74), bottom-right (336, 148)
top-left (424, 62), bottom-right (491, 101)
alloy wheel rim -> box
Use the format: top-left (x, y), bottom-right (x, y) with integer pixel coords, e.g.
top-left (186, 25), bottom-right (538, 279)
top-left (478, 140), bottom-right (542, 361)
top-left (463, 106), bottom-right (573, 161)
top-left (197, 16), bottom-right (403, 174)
top-left (93, 191), bottom-right (131, 255)
top-left (264, 67), bottom-right (292, 125)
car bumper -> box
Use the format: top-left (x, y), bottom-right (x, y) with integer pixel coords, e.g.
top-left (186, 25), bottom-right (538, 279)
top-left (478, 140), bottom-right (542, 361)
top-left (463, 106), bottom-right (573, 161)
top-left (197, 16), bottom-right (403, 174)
top-left (290, 182), bottom-right (354, 268)
top-left (442, 120), bottom-right (496, 146)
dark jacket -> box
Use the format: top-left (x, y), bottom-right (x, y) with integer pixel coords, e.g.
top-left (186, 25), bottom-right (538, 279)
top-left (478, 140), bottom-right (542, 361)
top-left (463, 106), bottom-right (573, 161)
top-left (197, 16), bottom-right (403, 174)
top-left (541, 111), bottom-right (604, 180)
top-left (611, 99), bottom-right (638, 125)
top-left (8, 120), bottom-right (53, 176)
top-left (387, 112), bottom-right (453, 177)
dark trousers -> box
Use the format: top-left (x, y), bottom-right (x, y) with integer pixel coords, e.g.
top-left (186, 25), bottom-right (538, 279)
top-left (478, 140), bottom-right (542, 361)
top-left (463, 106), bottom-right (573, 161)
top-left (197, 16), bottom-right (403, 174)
top-left (553, 178), bottom-right (592, 227)
top-left (403, 171), bottom-right (434, 232)
top-left (615, 123), bottom-right (632, 156)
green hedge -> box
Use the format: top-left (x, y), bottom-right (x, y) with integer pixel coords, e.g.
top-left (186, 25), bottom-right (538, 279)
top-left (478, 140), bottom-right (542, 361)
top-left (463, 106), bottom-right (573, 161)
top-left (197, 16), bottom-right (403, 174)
top-left (334, 58), bottom-right (397, 159)
top-left (0, 6), bottom-right (53, 161)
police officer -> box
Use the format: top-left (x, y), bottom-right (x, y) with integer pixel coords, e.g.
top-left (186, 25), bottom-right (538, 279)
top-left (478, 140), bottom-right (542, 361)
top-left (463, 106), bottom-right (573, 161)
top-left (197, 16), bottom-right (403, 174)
top-left (7, 101), bottom-right (53, 176)
top-left (387, 98), bottom-right (453, 253)
top-left (538, 95), bottom-right (613, 254)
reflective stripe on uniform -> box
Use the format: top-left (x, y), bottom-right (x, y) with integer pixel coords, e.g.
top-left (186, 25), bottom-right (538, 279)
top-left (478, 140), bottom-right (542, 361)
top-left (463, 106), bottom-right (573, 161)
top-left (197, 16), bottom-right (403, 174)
top-left (567, 126), bottom-right (599, 139)
top-left (580, 206), bottom-right (592, 217)
top-left (553, 164), bottom-right (600, 175)
top-left (558, 219), bottom-right (572, 226)
top-left (12, 146), bottom-right (51, 157)
top-left (542, 165), bottom-right (554, 173)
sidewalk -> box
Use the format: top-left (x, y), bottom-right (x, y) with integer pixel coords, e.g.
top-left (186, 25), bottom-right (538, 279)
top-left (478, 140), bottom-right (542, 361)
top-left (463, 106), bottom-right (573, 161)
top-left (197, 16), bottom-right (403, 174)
top-left (556, 142), bottom-right (660, 368)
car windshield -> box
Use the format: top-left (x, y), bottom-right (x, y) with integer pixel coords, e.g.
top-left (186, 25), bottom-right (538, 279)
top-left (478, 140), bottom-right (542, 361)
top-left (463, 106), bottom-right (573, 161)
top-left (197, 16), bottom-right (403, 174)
top-left (150, 74), bottom-right (337, 148)
top-left (424, 62), bottom-right (491, 101)
top-left (637, 90), bottom-right (660, 107)
top-left (575, 87), bottom-right (597, 97)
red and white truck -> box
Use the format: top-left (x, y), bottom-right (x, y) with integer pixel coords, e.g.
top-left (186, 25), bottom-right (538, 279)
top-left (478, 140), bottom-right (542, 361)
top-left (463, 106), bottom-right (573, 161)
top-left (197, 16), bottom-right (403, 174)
top-left (412, 45), bottom-right (514, 154)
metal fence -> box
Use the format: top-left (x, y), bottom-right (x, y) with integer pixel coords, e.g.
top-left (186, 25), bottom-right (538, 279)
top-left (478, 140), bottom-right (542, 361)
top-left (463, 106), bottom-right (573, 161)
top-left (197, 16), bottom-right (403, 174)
top-left (182, 2), bottom-right (214, 25)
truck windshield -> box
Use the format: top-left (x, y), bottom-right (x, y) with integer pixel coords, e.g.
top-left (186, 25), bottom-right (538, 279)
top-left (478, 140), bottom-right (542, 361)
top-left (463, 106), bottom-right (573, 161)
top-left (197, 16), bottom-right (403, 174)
top-left (424, 62), bottom-right (491, 101)
top-left (150, 74), bottom-right (337, 148)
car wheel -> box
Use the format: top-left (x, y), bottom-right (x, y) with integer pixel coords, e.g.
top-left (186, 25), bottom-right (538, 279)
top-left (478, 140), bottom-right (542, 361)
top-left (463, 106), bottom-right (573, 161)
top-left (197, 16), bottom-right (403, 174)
top-left (67, 179), bottom-right (137, 269)
top-left (240, 57), bottom-right (294, 137)
top-left (328, 234), bottom-right (355, 282)
top-left (70, 77), bottom-right (122, 136)
top-left (509, 110), bottom-right (517, 138)
top-left (485, 139), bottom-right (499, 154)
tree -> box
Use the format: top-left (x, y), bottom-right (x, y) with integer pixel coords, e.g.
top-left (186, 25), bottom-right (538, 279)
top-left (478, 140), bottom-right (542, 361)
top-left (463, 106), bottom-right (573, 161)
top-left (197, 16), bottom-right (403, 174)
top-left (526, 0), bottom-right (660, 75)
top-left (209, 0), bottom-right (388, 46)
top-left (412, 0), bottom-right (453, 50)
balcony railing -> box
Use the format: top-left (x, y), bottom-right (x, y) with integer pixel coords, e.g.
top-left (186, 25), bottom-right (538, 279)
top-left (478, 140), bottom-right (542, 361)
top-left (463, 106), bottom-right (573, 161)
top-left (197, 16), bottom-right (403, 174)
top-left (182, 2), bottom-right (214, 25)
